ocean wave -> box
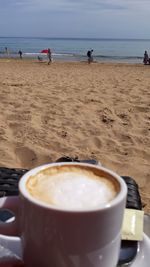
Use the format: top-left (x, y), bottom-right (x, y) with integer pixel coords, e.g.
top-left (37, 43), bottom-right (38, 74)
top-left (23, 52), bottom-right (75, 57)
top-left (95, 55), bottom-right (143, 60)
top-left (80, 54), bottom-right (143, 60)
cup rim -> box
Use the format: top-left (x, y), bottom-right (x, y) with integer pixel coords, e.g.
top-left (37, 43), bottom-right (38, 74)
top-left (19, 162), bottom-right (127, 213)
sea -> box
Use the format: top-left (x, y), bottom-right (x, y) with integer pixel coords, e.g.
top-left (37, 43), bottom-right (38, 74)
top-left (0, 37), bottom-right (150, 63)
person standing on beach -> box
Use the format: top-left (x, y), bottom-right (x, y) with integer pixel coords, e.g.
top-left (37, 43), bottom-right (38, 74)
top-left (47, 48), bottom-right (52, 65)
top-left (5, 47), bottom-right (9, 56)
top-left (18, 50), bottom-right (23, 59)
top-left (5, 47), bottom-right (7, 53)
top-left (87, 49), bottom-right (93, 64)
top-left (143, 50), bottom-right (149, 65)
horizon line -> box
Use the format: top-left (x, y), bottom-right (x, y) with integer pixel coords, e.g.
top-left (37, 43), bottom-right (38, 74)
top-left (0, 36), bottom-right (150, 41)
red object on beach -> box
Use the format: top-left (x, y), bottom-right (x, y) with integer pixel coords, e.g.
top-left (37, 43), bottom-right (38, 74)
top-left (41, 49), bottom-right (48, 54)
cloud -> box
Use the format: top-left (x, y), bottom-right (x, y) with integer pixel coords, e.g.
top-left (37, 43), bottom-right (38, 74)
top-left (0, 0), bottom-right (150, 38)
top-left (0, 0), bottom-right (150, 13)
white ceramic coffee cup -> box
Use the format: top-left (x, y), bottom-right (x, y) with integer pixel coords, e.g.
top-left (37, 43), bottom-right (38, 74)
top-left (0, 162), bottom-right (127, 267)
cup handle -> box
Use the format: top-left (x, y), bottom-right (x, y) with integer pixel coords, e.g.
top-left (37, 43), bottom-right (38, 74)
top-left (0, 196), bottom-right (20, 236)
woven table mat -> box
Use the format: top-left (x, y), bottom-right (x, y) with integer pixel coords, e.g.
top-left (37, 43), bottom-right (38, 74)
top-left (0, 167), bottom-right (28, 197)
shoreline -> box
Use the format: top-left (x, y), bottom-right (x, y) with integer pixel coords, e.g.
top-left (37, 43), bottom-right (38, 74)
top-left (0, 53), bottom-right (144, 65)
top-left (0, 36), bottom-right (146, 65)
top-left (0, 57), bottom-right (144, 65)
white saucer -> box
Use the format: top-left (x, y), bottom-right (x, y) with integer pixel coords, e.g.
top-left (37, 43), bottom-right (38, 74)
top-left (0, 217), bottom-right (149, 266)
top-left (0, 233), bottom-right (149, 266)
top-left (129, 233), bottom-right (150, 267)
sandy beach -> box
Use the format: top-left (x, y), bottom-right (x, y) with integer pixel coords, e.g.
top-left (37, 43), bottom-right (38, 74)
top-left (0, 59), bottom-right (149, 212)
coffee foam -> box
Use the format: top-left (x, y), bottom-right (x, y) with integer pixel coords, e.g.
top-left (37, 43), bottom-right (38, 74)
top-left (26, 166), bottom-right (118, 210)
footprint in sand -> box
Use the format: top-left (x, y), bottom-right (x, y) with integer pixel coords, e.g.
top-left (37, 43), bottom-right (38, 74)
top-left (15, 146), bottom-right (37, 168)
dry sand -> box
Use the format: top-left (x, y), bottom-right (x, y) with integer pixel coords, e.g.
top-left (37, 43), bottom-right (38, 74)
top-left (0, 59), bottom-right (149, 212)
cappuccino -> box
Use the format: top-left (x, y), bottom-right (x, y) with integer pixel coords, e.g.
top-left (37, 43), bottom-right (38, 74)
top-left (26, 165), bottom-right (119, 210)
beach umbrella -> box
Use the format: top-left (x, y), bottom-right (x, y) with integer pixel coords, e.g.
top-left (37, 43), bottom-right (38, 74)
top-left (41, 49), bottom-right (48, 54)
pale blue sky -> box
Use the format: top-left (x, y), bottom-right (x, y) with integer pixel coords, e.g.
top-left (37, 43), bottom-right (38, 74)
top-left (0, 0), bottom-right (150, 38)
